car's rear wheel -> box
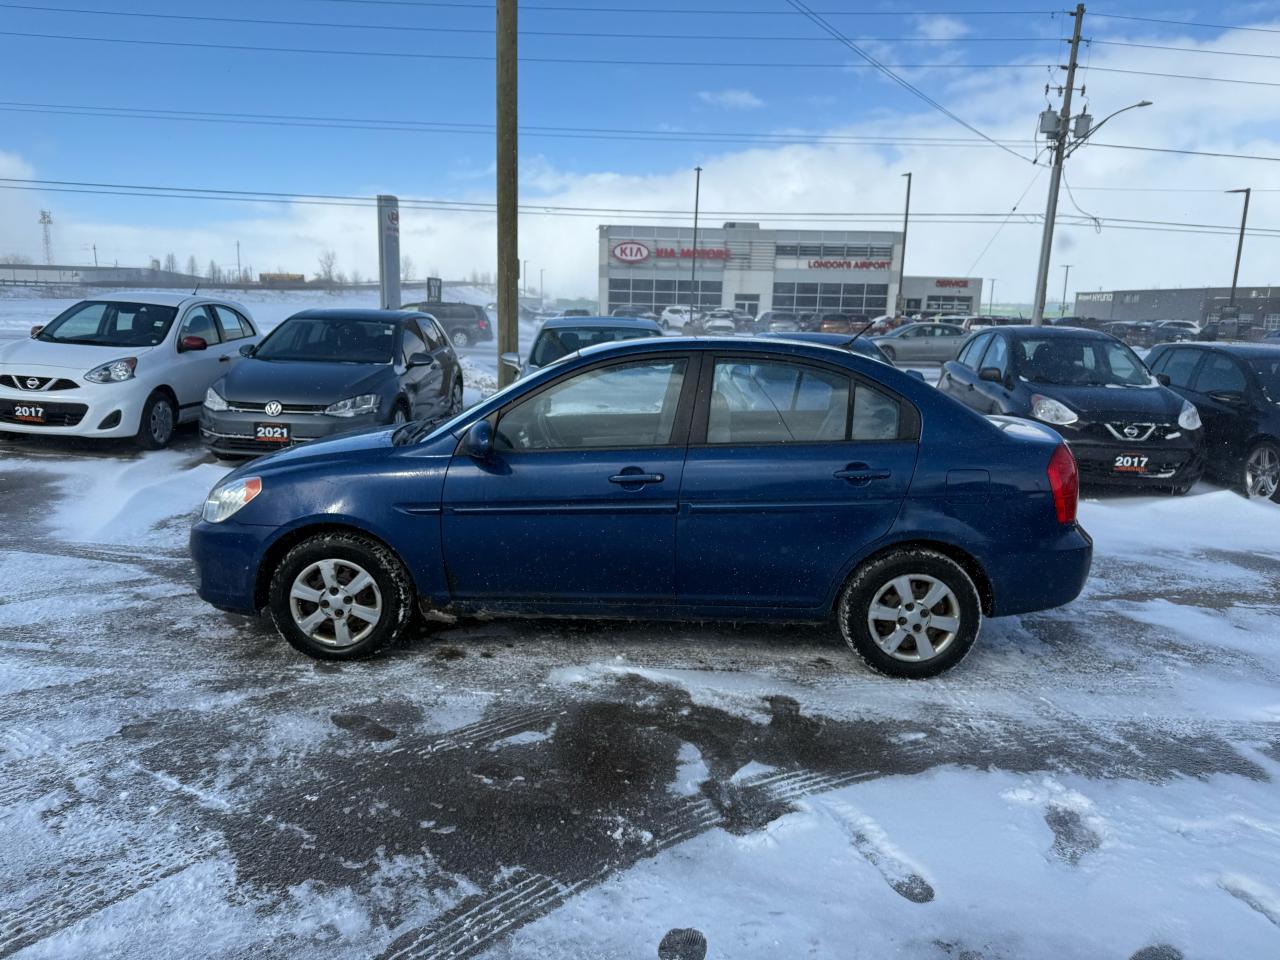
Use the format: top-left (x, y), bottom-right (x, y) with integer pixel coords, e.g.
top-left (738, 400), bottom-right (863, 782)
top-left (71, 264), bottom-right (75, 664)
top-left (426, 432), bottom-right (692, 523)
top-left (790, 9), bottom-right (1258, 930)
top-left (837, 550), bottom-right (981, 678)
top-left (880, 345), bottom-right (896, 362)
top-left (1244, 441), bottom-right (1280, 501)
top-left (450, 328), bottom-right (472, 348)
top-left (135, 391), bottom-right (177, 449)
top-left (268, 532), bottom-right (415, 660)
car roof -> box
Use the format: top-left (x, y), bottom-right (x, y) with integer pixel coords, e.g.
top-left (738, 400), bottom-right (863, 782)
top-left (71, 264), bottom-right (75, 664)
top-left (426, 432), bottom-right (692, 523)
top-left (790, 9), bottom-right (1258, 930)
top-left (1153, 341), bottom-right (1280, 356)
top-left (987, 325), bottom-right (1119, 339)
top-left (540, 316), bottom-right (663, 332)
top-left (572, 335), bottom-right (887, 364)
top-left (79, 291), bottom-right (229, 309)
top-left (289, 308), bottom-right (414, 322)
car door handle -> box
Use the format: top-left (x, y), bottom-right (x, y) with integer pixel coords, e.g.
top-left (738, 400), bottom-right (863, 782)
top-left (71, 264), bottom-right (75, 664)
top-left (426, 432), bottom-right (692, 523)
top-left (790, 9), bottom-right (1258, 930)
top-left (609, 472), bottom-right (664, 485)
top-left (834, 464), bottom-right (890, 484)
top-left (218, 354), bottom-right (232, 362)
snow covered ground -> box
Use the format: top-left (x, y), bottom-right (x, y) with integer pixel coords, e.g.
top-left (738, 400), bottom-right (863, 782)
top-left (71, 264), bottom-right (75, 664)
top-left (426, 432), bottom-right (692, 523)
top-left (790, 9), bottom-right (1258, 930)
top-left (1, 291), bottom-right (1278, 959)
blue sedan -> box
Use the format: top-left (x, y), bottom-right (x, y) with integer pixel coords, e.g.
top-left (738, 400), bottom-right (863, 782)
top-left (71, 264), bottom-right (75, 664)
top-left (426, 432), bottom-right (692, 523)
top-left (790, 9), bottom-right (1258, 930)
top-left (191, 337), bottom-right (1092, 678)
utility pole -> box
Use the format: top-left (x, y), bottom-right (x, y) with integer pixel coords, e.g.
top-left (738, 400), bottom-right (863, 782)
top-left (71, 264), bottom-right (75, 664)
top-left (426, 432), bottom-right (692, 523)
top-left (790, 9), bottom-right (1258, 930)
top-left (92, 243), bottom-right (98, 268)
top-left (495, 0), bottom-right (519, 387)
top-left (1227, 187), bottom-right (1251, 306)
top-left (236, 240), bottom-right (242, 282)
top-left (988, 278), bottom-right (996, 315)
top-left (1060, 264), bottom-right (1072, 316)
top-left (1031, 2), bottom-right (1085, 325)
top-left (689, 166), bottom-right (702, 319)
top-left (896, 172), bottom-right (911, 318)
top-left (522, 258), bottom-right (528, 295)
top-left (539, 267), bottom-right (545, 305)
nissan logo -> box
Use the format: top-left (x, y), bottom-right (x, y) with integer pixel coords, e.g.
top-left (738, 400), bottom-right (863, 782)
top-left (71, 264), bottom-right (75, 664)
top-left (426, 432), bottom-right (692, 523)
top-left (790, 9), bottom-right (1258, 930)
top-left (611, 241), bottom-right (651, 264)
top-left (25, 377), bottom-right (40, 389)
top-left (1123, 424), bottom-right (1140, 439)
top-left (264, 401), bottom-right (283, 417)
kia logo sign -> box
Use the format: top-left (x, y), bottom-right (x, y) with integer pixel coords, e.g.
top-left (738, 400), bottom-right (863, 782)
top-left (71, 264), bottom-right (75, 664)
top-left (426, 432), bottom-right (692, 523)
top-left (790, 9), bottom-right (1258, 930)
top-left (612, 241), bottom-right (651, 263)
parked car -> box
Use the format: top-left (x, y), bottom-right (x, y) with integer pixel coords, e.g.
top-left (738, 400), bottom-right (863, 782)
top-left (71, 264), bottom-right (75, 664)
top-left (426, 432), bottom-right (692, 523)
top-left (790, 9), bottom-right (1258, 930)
top-left (757, 311), bottom-right (799, 333)
top-left (690, 315), bottom-right (737, 336)
top-left (557, 308), bottom-right (592, 318)
top-left (703, 308), bottom-right (755, 331)
top-left (192, 336), bottom-right (1092, 678)
top-left (1146, 341), bottom-right (1280, 501)
top-left (756, 331), bottom-right (891, 364)
top-left (501, 316), bottom-right (664, 378)
top-left (939, 326), bottom-right (1203, 492)
top-left (401, 301), bottom-right (492, 348)
top-left (818, 314), bottom-right (871, 334)
top-left (660, 305), bottom-right (703, 330)
top-left (1150, 320), bottom-right (1201, 344)
top-left (609, 306), bottom-right (661, 322)
top-left (200, 309), bottom-right (461, 459)
top-left (0, 294), bottom-right (260, 449)
top-left (870, 322), bottom-right (967, 363)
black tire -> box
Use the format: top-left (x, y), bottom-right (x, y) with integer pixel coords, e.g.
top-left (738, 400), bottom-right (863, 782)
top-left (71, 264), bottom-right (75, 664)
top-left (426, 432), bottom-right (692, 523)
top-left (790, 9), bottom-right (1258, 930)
top-left (450, 328), bottom-right (472, 348)
top-left (1243, 440), bottom-right (1280, 502)
top-left (134, 390), bottom-right (177, 450)
top-left (268, 531), bottom-right (415, 660)
top-left (448, 378), bottom-right (464, 416)
top-left (836, 549), bottom-right (981, 679)
top-left (880, 345), bottom-right (897, 362)
top-left (389, 400), bottom-right (410, 426)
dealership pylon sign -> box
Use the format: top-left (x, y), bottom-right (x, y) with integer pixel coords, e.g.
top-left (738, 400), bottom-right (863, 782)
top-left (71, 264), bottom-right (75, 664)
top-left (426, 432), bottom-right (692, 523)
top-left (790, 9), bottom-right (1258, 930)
top-left (377, 194), bottom-right (401, 310)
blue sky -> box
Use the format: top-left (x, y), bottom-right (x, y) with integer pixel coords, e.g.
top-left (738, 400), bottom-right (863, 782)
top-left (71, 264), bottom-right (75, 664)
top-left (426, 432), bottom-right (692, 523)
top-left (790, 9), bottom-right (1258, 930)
top-left (1, 1), bottom-right (1278, 297)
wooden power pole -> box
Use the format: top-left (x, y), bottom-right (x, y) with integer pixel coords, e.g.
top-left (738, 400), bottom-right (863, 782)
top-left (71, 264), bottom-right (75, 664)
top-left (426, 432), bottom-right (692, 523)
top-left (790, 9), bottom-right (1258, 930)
top-left (496, 0), bottom-right (519, 386)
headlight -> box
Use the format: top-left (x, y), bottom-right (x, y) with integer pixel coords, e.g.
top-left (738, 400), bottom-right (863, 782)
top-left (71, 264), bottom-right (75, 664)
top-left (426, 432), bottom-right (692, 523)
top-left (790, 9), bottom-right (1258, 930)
top-left (324, 393), bottom-right (380, 418)
top-left (1030, 394), bottom-right (1079, 427)
top-left (202, 476), bottom-right (262, 524)
top-left (1178, 400), bottom-right (1202, 431)
top-left (84, 357), bottom-right (137, 383)
top-left (203, 386), bottom-right (228, 412)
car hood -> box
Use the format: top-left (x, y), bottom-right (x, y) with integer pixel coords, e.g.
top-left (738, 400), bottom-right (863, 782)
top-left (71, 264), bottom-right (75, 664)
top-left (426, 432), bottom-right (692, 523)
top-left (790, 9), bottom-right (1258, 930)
top-left (0, 337), bottom-right (156, 371)
top-left (218, 359), bottom-right (393, 404)
top-left (1026, 381), bottom-right (1185, 421)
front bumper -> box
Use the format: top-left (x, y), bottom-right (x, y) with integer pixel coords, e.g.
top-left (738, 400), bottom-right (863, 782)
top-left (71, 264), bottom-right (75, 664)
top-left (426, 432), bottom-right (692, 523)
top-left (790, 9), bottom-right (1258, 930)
top-left (200, 407), bottom-right (385, 457)
top-left (0, 382), bottom-right (146, 438)
top-left (190, 518), bottom-right (271, 613)
top-left (1067, 437), bottom-right (1203, 487)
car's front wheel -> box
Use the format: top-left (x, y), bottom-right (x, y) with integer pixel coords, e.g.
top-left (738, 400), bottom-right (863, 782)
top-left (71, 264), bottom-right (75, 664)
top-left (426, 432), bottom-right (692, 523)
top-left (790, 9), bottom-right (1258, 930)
top-left (837, 549), bottom-right (981, 678)
top-left (135, 390), bottom-right (177, 449)
top-left (1244, 440), bottom-right (1280, 501)
top-left (448, 378), bottom-right (464, 415)
top-left (450, 328), bottom-right (472, 348)
top-left (268, 532), bottom-right (415, 659)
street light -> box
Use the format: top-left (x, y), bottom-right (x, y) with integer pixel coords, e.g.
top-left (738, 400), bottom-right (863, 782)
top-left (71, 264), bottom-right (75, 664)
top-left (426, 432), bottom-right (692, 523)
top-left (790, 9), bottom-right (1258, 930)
top-left (1226, 188), bottom-right (1251, 307)
top-left (1060, 264), bottom-right (1072, 316)
top-left (539, 267), bottom-right (545, 306)
top-left (1032, 99), bottom-right (1153, 324)
top-left (897, 172), bottom-right (911, 318)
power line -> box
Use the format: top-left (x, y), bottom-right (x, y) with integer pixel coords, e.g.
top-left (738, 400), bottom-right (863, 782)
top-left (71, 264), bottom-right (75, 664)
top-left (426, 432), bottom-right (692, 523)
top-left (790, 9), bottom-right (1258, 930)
top-left (1089, 12), bottom-right (1280, 35)
top-left (295, 0), bottom-right (1057, 14)
top-left (0, 3), bottom-right (1058, 42)
top-left (1085, 65), bottom-right (1280, 88)
top-left (966, 167), bottom-right (1044, 275)
top-left (1069, 185), bottom-right (1280, 192)
top-left (1088, 141), bottom-right (1280, 163)
top-left (0, 29), bottom-right (1055, 68)
top-left (784, 0), bottom-right (1032, 165)
top-left (1090, 37), bottom-right (1280, 61)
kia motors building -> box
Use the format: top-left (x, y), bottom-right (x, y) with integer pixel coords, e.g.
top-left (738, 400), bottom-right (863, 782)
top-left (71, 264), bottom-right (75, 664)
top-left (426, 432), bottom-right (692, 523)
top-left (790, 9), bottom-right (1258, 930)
top-left (598, 222), bottom-right (982, 318)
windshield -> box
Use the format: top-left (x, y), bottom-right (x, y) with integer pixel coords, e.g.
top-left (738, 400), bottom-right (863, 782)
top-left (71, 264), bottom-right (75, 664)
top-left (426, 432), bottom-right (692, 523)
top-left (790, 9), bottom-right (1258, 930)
top-left (253, 316), bottom-right (397, 363)
top-left (1016, 337), bottom-right (1153, 386)
top-left (529, 326), bottom-right (657, 367)
top-left (1249, 354), bottom-right (1280, 402)
top-left (37, 300), bottom-right (177, 347)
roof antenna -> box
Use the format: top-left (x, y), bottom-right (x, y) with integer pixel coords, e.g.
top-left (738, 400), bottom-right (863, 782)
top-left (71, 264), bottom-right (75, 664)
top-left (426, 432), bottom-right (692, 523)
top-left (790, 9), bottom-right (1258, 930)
top-left (192, 282), bottom-right (201, 294)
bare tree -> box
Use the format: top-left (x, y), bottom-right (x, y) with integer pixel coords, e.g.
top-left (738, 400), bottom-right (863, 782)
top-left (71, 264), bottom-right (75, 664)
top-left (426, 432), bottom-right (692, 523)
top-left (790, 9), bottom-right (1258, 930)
top-left (186, 255), bottom-right (198, 277)
top-left (316, 249), bottom-right (338, 284)
top-left (163, 253), bottom-right (178, 273)
top-left (335, 270), bottom-right (348, 285)
top-left (0, 253), bottom-right (33, 264)
top-left (400, 255), bottom-right (415, 281)
top-left (350, 268), bottom-right (363, 285)
top-left (207, 259), bottom-right (222, 283)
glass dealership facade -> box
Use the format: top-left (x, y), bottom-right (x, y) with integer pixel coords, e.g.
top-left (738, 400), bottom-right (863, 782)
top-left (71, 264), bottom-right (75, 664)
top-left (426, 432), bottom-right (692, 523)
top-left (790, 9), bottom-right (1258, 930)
top-left (599, 223), bottom-right (981, 318)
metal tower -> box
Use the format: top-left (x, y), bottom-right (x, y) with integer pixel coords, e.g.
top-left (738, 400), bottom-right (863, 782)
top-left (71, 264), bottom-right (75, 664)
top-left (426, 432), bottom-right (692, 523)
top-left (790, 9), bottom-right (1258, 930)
top-left (39, 210), bottom-right (53, 265)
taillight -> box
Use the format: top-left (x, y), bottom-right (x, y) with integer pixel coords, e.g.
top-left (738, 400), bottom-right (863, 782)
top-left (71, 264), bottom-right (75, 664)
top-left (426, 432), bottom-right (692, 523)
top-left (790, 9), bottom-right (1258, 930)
top-left (1046, 443), bottom-right (1078, 524)
top-left (477, 316), bottom-right (490, 330)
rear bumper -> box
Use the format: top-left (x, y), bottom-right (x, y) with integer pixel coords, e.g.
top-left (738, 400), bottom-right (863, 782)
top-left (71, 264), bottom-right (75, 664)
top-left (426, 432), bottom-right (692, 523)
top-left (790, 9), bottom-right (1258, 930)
top-left (985, 524), bottom-right (1093, 617)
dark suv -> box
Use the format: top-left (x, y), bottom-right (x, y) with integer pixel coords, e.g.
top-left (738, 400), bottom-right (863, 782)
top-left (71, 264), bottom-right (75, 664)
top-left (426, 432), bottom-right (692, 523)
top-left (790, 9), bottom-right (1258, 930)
top-left (403, 301), bottom-right (492, 348)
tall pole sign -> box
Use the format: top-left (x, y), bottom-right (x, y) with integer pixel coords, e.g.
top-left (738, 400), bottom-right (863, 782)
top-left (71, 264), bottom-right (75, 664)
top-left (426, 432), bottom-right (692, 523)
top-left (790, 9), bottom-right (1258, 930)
top-left (377, 194), bottom-right (401, 310)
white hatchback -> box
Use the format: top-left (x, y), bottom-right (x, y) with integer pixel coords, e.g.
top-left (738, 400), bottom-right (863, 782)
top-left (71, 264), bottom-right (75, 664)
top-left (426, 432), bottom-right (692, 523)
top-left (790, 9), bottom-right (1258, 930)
top-left (0, 293), bottom-right (261, 448)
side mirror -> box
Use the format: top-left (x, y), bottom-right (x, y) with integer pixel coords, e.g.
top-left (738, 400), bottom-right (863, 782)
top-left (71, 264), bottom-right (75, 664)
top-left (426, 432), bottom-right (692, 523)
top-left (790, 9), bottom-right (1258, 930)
top-left (179, 335), bottom-right (208, 352)
top-left (462, 419), bottom-right (493, 459)
top-left (1155, 373), bottom-right (1171, 386)
top-left (30, 324), bottom-right (43, 338)
top-left (907, 369), bottom-right (927, 381)
top-left (408, 351), bottom-right (435, 368)
top-left (500, 351), bottom-right (522, 373)
top-left (979, 366), bottom-right (1004, 383)
top-left (238, 342), bottom-right (255, 358)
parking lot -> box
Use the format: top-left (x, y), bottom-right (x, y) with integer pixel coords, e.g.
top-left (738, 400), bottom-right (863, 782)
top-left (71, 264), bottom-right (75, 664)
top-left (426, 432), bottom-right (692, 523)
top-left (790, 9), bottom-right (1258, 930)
top-left (3, 389), bottom-right (1280, 959)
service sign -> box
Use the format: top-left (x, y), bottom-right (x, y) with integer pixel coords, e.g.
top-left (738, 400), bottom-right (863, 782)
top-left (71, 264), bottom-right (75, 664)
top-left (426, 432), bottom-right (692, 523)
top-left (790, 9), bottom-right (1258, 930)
top-left (935, 279), bottom-right (969, 288)
top-left (612, 241), bottom-right (651, 263)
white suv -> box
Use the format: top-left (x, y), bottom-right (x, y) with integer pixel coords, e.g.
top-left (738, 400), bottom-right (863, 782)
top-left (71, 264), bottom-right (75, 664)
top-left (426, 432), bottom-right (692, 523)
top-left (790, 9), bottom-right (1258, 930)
top-left (0, 293), bottom-right (260, 448)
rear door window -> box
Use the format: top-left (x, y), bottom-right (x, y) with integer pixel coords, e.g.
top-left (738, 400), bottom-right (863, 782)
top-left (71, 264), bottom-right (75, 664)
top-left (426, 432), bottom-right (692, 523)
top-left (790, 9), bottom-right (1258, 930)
top-left (213, 305), bottom-right (254, 341)
top-left (707, 359), bottom-right (849, 444)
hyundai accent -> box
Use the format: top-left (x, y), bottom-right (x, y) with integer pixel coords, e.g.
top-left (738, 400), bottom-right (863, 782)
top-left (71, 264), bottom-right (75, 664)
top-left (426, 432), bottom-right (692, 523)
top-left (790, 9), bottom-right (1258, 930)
top-left (191, 337), bottom-right (1092, 678)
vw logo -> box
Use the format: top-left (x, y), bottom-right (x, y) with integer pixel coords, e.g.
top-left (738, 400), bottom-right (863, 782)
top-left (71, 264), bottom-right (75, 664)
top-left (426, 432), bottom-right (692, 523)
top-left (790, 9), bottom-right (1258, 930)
top-left (264, 401), bottom-right (283, 417)
top-left (25, 377), bottom-right (40, 390)
top-left (1123, 424), bottom-right (1140, 439)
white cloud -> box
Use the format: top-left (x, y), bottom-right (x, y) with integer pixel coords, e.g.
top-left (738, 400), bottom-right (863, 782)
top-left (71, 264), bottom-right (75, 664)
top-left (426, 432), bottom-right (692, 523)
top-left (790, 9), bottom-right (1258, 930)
top-left (697, 89), bottom-right (764, 110)
top-left (912, 15), bottom-right (971, 41)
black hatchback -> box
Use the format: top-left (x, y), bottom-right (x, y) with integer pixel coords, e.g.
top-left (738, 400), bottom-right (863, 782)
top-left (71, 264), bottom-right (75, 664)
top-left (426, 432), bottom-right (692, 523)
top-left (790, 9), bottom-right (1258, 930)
top-left (1146, 341), bottom-right (1280, 502)
top-left (939, 326), bottom-right (1204, 491)
top-left (200, 309), bottom-right (462, 458)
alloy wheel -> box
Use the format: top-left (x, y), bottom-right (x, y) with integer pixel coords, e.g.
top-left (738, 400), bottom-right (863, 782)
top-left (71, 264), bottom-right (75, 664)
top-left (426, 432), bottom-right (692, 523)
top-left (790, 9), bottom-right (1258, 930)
top-left (450, 382), bottom-right (463, 415)
top-left (452, 330), bottom-right (471, 348)
top-left (150, 401), bottom-right (174, 445)
top-left (1246, 445), bottom-right (1280, 499)
top-left (392, 407), bottom-right (408, 426)
top-left (865, 574), bottom-right (961, 662)
top-left (289, 559), bottom-right (383, 648)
